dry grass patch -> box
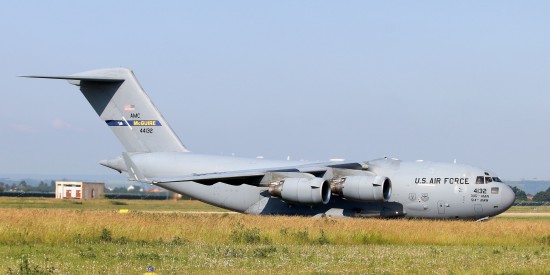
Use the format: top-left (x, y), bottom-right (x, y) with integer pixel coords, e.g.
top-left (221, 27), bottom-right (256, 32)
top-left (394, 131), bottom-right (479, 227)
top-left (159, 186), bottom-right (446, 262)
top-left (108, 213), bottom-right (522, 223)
top-left (0, 207), bottom-right (548, 274)
top-left (0, 209), bottom-right (548, 246)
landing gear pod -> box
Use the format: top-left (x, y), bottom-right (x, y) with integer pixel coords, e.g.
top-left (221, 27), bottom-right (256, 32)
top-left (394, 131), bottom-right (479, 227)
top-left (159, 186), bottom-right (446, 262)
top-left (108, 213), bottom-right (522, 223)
top-left (269, 177), bottom-right (331, 205)
top-left (331, 176), bottom-right (392, 202)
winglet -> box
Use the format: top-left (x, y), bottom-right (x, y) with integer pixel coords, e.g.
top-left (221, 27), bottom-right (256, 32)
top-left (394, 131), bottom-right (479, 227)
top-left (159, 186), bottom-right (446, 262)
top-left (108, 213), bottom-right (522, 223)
top-left (122, 152), bottom-right (152, 183)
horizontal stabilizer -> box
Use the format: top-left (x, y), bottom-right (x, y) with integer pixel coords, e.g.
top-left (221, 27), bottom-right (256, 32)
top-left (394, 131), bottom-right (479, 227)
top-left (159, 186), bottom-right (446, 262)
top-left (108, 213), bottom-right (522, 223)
top-left (21, 75), bottom-right (124, 83)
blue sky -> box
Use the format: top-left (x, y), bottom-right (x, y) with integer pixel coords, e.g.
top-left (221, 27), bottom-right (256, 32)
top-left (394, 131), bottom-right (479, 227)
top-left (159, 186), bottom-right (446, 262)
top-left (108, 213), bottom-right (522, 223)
top-left (1, 1), bottom-right (550, 180)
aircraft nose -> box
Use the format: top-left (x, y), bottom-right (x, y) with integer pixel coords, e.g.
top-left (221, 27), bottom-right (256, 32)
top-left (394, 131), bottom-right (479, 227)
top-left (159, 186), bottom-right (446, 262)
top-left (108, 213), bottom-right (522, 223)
top-left (500, 184), bottom-right (515, 211)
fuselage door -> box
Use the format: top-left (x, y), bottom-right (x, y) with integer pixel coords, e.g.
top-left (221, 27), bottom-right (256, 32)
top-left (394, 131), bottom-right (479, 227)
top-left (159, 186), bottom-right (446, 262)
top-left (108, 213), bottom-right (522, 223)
top-left (437, 200), bottom-right (445, 214)
top-left (474, 204), bottom-right (483, 213)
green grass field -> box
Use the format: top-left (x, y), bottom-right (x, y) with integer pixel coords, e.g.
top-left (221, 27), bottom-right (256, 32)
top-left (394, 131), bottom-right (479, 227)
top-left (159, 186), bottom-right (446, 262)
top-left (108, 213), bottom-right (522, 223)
top-left (0, 197), bottom-right (227, 212)
top-left (501, 205), bottom-right (550, 213)
top-left (0, 198), bottom-right (548, 274)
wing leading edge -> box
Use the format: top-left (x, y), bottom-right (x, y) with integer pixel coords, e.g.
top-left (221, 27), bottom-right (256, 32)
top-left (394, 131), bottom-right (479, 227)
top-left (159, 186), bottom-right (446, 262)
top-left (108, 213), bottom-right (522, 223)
top-left (147, 161), bottom-right (367, 186)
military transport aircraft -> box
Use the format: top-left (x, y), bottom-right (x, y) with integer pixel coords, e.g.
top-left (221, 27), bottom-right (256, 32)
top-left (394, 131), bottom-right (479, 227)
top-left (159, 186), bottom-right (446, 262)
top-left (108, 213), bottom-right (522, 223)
top-left (24, 68), bottom-right (515, 220)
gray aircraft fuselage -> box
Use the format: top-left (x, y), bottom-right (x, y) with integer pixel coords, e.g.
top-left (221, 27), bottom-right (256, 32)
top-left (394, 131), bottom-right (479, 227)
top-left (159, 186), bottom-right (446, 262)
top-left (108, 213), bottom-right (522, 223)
top-left (25, 67), bottom-right (515, 220)
top-left (101, 151), bottom-right (515, 219)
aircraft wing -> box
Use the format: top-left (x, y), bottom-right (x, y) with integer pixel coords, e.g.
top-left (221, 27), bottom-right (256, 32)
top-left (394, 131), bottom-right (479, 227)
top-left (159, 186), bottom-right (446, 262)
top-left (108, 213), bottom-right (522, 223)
top-left (153, 170), bottom-right (277, 185)
top-left (130, 160), bottom-right (366, 186)
top-left (156, 162), bottom-right (366, 185)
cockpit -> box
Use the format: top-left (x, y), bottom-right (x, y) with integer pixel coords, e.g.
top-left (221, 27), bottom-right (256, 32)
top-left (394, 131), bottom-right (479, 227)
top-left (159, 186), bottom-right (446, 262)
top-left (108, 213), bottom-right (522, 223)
top-left (471, 171), bottom-right (515, 216)
top-left (475, 172), bottom-right (505, 195)
top-left (475, 172), bottom-right (503, 184)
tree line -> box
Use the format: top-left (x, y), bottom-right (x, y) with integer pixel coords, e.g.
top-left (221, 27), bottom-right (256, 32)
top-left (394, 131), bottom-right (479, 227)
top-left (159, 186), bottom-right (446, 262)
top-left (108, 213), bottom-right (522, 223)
top-left (0, 181), bottom-right (155, 195)
top-left (0, 181), bottom-right (55, 193)
top-left (509, 186), bottom-right (550, 202)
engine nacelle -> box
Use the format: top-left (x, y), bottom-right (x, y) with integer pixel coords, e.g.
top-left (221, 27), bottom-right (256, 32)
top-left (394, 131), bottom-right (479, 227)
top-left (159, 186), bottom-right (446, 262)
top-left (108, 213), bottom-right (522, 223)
top-left (331, 175), bottom-right (391, 202)
top-left (269, 177), bottom-right (331, 205)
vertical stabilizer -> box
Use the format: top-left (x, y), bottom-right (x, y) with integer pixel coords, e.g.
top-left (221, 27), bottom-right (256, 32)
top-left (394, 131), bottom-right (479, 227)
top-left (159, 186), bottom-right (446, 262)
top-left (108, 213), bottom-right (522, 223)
top-left (24, 68), bottom-right (188, 153)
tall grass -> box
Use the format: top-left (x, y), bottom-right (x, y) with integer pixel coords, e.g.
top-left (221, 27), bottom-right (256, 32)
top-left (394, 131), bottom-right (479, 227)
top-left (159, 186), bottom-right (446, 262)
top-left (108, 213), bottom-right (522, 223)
top-left (0, 206), bottom-right (548, 274)
top-left (0, 208), bottom-right (548, 246)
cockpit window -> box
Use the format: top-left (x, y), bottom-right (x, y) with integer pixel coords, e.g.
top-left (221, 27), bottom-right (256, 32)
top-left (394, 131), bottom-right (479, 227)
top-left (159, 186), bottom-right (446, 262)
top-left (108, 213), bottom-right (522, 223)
top-left (476, 176), bottom-right (484, 184)
top-left (492, 177), bottom-right (503, 183)
top-left (485, 177), bottom-right (493, 183)
top-left (491, 187), bottom-right (499, 194)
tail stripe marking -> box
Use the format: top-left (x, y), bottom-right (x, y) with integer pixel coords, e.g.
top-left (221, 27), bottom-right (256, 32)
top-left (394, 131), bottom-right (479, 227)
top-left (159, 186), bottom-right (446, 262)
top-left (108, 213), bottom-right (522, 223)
top-left (105, 120), bottom-right (162, 126)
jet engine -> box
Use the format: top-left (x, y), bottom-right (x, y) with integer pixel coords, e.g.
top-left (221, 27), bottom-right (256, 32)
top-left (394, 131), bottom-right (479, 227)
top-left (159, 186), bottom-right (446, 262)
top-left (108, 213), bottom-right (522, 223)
top-left (269, 177), bottom-right (331, 205)
top-left (330, 175), bottom-right (391, 202)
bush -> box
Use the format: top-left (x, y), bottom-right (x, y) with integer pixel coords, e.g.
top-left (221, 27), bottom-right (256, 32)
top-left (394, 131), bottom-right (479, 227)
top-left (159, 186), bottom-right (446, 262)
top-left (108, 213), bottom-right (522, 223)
top-left (230, 224), bottom-right (261, 244)
top-left (6, 255), bottom-right (54, 275)
top-left (317, 230), bottom-right (330, 245)
top-left (253, 245), bottom-right (277, 258)
top-left (291, 228), bottom-right (309, 244)
top-left (532, 187), bottom-right (550, 202)
top-left (100, 228), bottom-right (112, 242)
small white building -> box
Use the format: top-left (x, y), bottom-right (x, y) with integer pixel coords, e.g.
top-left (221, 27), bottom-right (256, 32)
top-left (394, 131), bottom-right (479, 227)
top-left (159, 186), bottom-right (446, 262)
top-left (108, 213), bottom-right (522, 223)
top-left (55, 181), bottom-right (104, 200)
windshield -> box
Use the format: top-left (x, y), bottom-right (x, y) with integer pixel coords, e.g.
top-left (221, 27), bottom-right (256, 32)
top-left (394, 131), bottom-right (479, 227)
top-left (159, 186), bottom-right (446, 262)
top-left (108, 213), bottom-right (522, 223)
top-left (476, 176), bottom-right (503, 184)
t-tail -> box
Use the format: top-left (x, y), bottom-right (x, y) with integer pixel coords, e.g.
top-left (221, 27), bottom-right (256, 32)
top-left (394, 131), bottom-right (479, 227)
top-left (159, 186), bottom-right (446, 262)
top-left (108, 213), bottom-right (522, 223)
top-left (23, 68), bottom-right (187, 153)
